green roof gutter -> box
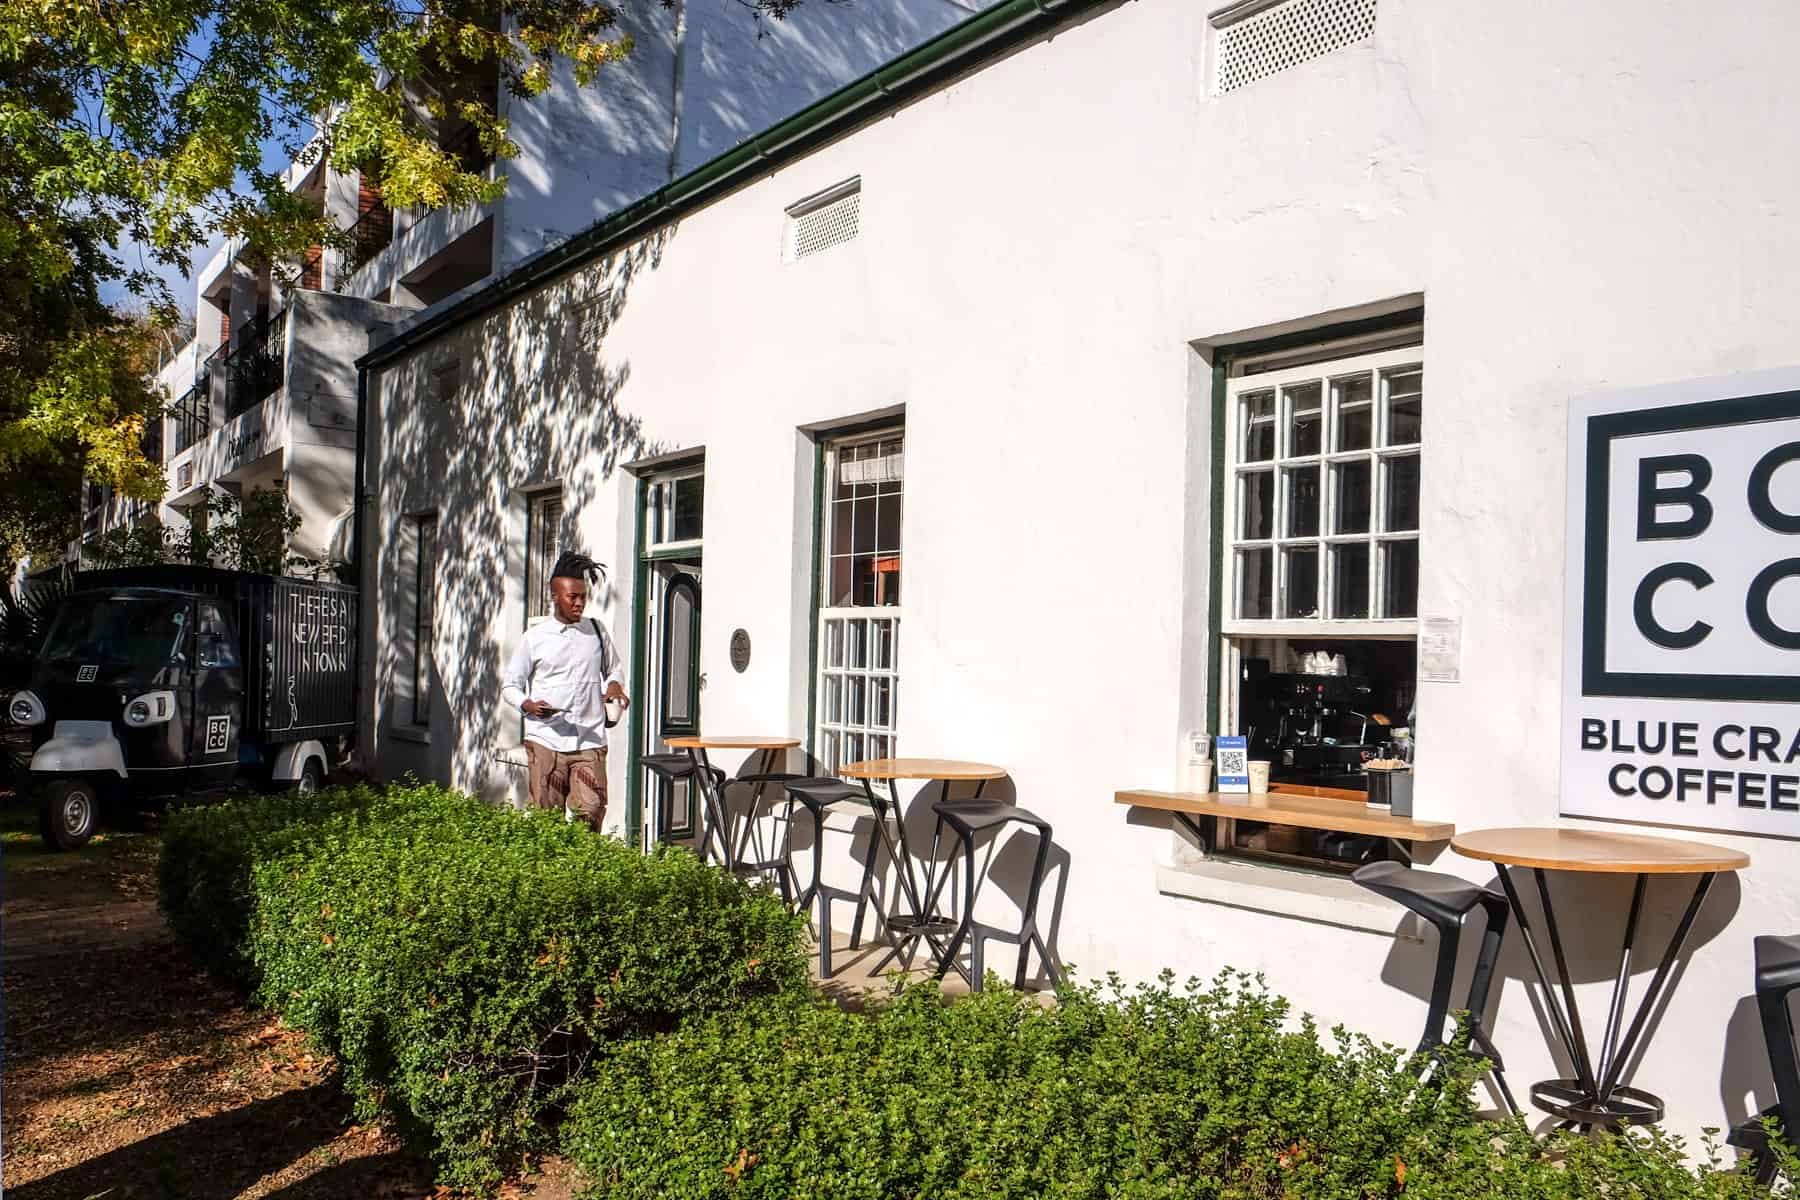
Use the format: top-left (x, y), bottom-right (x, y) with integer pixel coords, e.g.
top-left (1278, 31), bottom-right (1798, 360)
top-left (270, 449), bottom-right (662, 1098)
top-left (356, 0), bottom-right (1116, 373)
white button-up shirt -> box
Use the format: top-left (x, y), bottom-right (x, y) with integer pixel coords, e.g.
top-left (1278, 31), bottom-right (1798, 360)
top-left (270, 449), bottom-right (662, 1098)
top-left (499, 616), bottom-right (626, 752)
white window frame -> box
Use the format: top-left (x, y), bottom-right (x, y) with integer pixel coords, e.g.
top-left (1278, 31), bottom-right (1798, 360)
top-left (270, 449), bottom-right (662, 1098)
top-left (644, 467), bottom-right (704, 554)
top-left (1222, 343), bottom-right (1422, 640)
top-left (814, 428), bottom-right (903, 774)
top-left (525, 488), bottom-right (564, 623)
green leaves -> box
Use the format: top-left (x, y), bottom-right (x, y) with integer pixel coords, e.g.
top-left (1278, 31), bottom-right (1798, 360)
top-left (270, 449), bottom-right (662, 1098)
top-left (562, 973), bottom-right (1792, 1200)
top-left (0, 0), bottom-right (811, 572)
top-left (158, 781), bottom-right (810, 1191)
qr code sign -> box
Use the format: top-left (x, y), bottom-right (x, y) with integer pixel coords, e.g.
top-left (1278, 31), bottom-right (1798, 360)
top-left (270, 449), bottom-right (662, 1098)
top-left (1218, 747), bottom-right (1248, 777)
top-left (76, 665), bottom-right (97, 682)
top-left (205, 716), bottom-right (231, 754)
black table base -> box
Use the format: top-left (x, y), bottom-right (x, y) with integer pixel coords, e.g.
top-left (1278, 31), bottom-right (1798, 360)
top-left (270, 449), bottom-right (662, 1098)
top-left (1495, 864), bottom-right (1715, 1131)
top-left (861, 776), bottom-right (985, 984)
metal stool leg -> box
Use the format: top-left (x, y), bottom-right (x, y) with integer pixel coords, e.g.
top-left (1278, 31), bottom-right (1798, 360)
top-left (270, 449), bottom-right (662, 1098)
top-left (1465, 895), bottom-right (1519, 1115)
top-left (1417, 915), bottom-right (1462, 1057)
top-left (1013, 827), bottom-right (1054, 990)
top-left (933, 825), bottom-right (981, 988)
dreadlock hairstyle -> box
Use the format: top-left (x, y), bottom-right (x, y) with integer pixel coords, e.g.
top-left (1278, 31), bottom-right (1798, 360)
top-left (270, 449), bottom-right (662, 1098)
top-left (551, 551), bottom-right (606, 585)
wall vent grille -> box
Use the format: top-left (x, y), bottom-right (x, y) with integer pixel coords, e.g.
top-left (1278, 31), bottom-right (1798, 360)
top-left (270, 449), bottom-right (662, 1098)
top-left (1214, 0), bottom-right (1376, 94)
top-left (786, 179), bottom-right (861, 261)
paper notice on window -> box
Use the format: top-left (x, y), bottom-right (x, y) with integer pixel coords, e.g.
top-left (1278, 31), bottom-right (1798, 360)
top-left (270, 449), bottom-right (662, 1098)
top-left (1419, 616), bottom-right (1462, 683)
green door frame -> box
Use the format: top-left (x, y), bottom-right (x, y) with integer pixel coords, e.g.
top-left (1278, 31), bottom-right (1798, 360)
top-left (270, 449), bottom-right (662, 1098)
top-left (625, 476), bottom-right (649, 849)
top-left (804, 437), bottom-right (824, 758)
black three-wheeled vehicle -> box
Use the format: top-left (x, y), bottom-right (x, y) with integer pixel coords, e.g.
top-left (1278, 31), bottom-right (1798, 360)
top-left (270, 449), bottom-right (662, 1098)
top-left (8, 567), bottom-right (357, 848)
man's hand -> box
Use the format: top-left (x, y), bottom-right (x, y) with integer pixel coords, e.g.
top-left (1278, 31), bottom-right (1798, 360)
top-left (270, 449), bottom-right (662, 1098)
top-left (522, 699), bottom-right (558, 718)
top-left (604, 682), bottom-right (630, 710)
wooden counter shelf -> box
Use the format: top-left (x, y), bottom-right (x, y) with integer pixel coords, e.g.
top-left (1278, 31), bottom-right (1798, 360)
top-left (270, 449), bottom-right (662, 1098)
top-left (1115, 788), bottom-right (1454, 843)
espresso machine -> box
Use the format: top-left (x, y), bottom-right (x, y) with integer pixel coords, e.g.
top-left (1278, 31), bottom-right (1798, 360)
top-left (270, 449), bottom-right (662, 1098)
top-left (1242, 667), bottom-right (1383, 788)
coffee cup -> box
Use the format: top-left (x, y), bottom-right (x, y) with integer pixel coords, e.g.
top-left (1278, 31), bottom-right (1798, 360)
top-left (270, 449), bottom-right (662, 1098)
top-left (604, 696), bottom-right (626, 727)
top-left (1248, 760), bottom-right (1271, 794)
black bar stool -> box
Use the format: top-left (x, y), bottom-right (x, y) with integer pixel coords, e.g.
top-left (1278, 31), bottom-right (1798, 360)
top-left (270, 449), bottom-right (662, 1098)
top-left (641, 753), bottom-right (722, 849)
top-left (1351, 860), bottom-right (1518, 1114)
top-left (1729, 934), bottom-right (1800, 1184)
top-left (783, 777), bottom-right (878, 979)
top-left (728, 760), bottom-right (808, 901)
top-left (920, 799), bottom-right (1061, 993)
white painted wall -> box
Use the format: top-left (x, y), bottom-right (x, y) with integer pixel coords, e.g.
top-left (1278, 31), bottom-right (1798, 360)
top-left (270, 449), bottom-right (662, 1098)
top-left (500, 0), bottom-right (996, 270)
top-left (364, 0), bottom-right (1800, 1145)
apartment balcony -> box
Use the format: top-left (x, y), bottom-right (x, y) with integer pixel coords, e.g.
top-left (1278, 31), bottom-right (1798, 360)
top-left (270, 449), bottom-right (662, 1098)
top-left (170, 292), bottom-right (365, 500)
top-left (140, 401), bottom-right (164, 465)
top-left (222, 307), bottom-right (288, 421)
top-left (442, 121), bottom-right (494, 175)
top-left (345, 204), bottom-right (394, 280)
top-left (164, 289), bottom-right (406, 563)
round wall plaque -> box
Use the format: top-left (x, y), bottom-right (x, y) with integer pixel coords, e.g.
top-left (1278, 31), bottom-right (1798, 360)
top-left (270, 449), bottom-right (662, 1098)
top-left (729, 628), bottom-right (751, 673)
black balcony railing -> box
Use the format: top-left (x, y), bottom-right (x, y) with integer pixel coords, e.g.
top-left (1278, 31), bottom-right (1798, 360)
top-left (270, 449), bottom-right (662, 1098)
top-left (223, 307), bottom-right (286, 420)
top-left (171, 381), bottom-right (210, 457)
top-left (346, 205), bottom-right (393, 278)
top-left (141, 405), bottom-right (164, 465)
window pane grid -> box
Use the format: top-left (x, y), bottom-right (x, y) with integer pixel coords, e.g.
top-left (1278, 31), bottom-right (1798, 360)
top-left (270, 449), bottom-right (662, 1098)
top-left (1228, 357), bottom-right (1421, 622)
top-left (815, 612), bottom-right (900, 773)
top-left (815, 429), bottom-right (904, 774)
top-left (646, 470), bottom-right (704, 549)
top-left (526, 491), bottom-right (562, 621)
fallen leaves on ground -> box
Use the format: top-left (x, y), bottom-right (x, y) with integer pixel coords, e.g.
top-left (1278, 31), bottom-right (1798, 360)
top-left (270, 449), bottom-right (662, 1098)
top-left (0, 794), bottom-right (581, 1199)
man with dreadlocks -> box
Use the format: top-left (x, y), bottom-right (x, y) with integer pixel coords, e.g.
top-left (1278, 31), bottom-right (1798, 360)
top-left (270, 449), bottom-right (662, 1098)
top-left (500, 551), bottom-right (629, 830)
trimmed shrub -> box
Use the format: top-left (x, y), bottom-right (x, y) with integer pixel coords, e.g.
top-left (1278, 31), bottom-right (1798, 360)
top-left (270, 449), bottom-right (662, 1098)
top-left (564, 972), bottom-right (1789, 1200)
top-left (159, 782), bottom-right (809, 1189)
top-left (157, 784), bottom-right (378, 984)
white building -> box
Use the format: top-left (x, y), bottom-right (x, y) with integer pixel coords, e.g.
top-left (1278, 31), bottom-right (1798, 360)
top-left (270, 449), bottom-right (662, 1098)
top-left (87, 1), bottom-right (990, 568)
top-left (356, 0), bottom-right (1800, 1147)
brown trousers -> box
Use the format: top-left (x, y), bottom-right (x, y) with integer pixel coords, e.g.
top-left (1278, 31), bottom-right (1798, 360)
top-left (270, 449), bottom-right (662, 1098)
top-left (524, 742), bottom-right (607, 831)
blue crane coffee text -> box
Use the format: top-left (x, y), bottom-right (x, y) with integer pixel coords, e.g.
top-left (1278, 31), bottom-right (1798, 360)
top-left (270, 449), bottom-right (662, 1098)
top-left (1581, 718), bottom-right (1800, 809)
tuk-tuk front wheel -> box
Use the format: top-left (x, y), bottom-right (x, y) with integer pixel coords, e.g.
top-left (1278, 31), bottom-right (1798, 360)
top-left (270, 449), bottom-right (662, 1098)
top-left (40, 778), bottom-right (100, 851)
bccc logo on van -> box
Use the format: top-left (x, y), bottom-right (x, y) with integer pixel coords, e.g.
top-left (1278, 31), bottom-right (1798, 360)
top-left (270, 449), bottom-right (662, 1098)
top-left (1581, 387), bottom-right (1800, 702)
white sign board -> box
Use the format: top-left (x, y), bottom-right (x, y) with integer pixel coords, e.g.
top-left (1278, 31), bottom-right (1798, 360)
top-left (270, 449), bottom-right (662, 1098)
top-left (1562, 367), bottom-right (1800, 837)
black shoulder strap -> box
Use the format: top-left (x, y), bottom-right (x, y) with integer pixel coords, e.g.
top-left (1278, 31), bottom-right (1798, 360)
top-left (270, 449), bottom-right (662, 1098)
top-left (589, 618), bottom-right (614, 677)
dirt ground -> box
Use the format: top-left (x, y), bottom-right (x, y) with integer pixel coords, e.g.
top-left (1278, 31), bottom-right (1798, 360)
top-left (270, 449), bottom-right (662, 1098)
top-left (0, 794), bottom-right (578, 1200)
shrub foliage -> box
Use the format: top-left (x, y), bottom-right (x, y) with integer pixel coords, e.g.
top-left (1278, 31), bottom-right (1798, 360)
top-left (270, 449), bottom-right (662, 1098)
top-left (159, 782), bottom-right (809, 1188)
top-left (564, 972), bottom-right (1789, 1200)
top-left (163, 783), bottom-right (1792, 1197)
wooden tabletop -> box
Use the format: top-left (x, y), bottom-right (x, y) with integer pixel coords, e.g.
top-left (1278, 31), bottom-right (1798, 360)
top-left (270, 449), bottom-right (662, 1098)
top-left (1116, 788), bottom-right (1454, 842)
top-left (1452, 827), bottom-right (1749, 874)
top-left (664, 735), bottom-right (801, 750)
top-left (841, 757), bottom-right (1007, 781)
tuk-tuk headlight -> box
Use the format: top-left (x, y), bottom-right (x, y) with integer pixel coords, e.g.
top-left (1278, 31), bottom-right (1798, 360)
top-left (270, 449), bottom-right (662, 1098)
top-left (123, 691), bottom-right (174, 728)
top-left (8, 690), bottom-right (44, 727)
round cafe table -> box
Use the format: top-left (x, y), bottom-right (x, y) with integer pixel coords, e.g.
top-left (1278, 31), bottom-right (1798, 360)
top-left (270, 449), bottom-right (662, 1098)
top-left (839, 757), bottom-right (1007, 980)
top-left (665, 735), bottom-right (801, 872)
top-left (1452, 826), bottom-right (1749, 1128)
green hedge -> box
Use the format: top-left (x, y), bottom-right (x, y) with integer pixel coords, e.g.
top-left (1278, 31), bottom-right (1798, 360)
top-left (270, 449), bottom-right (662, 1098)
top-left (159, 783), bottom-right (809, 1189)
top-left (565, 972), bottom-right (1790, 1200)
top-left (157, 784), bottom-right (377, 984)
